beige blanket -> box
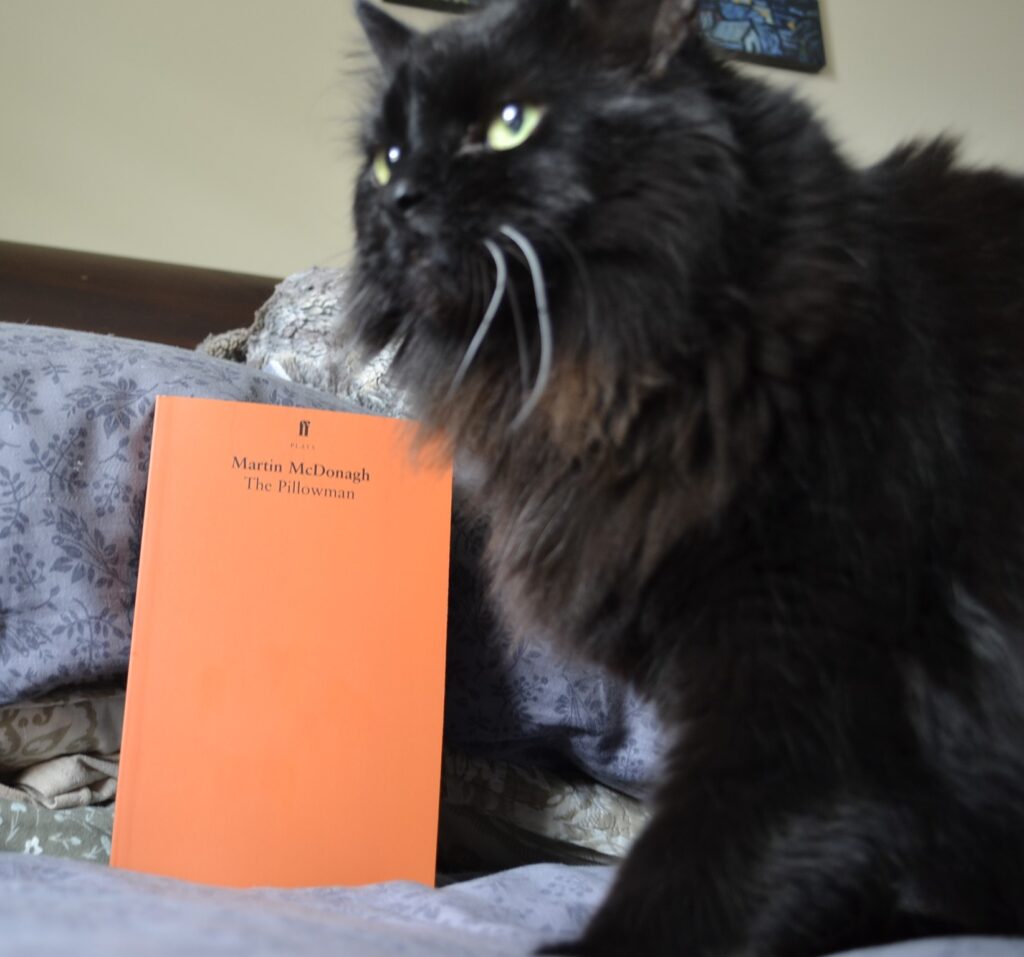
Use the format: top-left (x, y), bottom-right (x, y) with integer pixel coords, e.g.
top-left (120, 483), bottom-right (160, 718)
top-left (1, 684), bottom-right (122, 809)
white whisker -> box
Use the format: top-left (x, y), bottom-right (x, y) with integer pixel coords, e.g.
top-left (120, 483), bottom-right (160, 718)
top-left (499, 224), bottom-right (553, 429)
top-left (449, 239), bottom-right (507, 396)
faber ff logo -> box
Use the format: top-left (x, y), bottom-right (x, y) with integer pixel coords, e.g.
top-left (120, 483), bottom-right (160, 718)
top-left (298, 420), bottom-right (311, 437)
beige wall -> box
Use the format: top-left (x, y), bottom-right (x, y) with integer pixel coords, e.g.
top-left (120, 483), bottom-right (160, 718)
top-left (1, 1), bottom-right (1022, 279)
top-left (748, 0), bottom-right (1024, 168)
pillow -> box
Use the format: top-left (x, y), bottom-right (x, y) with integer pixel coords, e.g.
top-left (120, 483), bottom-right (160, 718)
top-left (1, 319), bottom-right (663, 795)
top-left (0, 683), bottom-right (124, 772)
top-left (439, 749), bottom-right (651, 872)
top-left (0, 798), bottom-right (113, 862)
top-left (0, 322), bottom-right (362, 706)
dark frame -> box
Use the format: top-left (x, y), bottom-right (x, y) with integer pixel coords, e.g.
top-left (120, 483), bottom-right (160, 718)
top-left (699, 0), bottom-right (826, 74)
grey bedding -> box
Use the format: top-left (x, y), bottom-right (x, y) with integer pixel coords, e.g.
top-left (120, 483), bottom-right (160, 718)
top-left (2, 853), bottom-right (1021, 957)
top-left (0, 319), bottom-right (661, 794)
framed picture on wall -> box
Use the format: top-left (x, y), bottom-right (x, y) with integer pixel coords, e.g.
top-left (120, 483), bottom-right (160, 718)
top-left (699, 0), bottom-right (826, 73)
top-left (381, 0), bottom-right (826, 74)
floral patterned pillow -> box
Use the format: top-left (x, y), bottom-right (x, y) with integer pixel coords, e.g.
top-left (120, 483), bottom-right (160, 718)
top-left (0, 320), bottom-right (664, 796)
top-left (0, 323), bottom-right (360, 706)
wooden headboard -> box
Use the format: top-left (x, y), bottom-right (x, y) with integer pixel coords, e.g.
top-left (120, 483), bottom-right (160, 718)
top-left (0, 241), bottom-right (279, 349)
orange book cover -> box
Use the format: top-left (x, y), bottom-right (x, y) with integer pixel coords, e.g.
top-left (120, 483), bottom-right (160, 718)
top-left (111, 395), bottom-right (453, 888)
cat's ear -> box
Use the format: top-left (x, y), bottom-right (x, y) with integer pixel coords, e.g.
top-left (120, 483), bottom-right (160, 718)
top-left (572, 0), bottom-right (702, 76)
top-left (647, 0), bottom-right (702, 74)
top-left (355, 0), bottom-right (416, 73)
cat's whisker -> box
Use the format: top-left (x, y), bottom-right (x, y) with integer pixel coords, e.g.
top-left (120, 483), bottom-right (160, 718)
top-left (499, 224), bottom-right (553, 429)
top-left (449, 239), bottom-right (508, 397)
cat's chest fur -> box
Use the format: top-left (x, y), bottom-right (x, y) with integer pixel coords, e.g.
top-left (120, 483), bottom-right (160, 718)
top-left (450, 344), bottom-right (779, 682)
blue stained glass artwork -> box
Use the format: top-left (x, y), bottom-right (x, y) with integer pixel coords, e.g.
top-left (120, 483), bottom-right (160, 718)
top-left (699, 0), bottom-right (826, 73)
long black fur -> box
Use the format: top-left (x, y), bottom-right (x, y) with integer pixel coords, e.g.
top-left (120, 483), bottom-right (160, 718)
top-left (346, 0), bottom-right (1024, 953)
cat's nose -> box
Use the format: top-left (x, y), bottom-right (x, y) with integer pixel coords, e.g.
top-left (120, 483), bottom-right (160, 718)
top-left (391, 179), bottom-right (424, 214)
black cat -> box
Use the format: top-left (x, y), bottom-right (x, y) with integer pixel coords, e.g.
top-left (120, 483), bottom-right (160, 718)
top-left (346, 0), bottom-right (1024, 953)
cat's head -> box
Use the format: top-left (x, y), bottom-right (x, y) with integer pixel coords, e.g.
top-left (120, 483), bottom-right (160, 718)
top-left (348, 0), bottom-right (744, 449)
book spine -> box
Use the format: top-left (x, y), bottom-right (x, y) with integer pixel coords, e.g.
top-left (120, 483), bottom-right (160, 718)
top-left (109, 395), bottom-right (175, 868)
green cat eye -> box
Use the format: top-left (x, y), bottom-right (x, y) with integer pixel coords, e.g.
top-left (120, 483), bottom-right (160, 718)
top-left (486, 103), bottom-right (544, 152)
top-left (371, 145), bottom-right (401, 186)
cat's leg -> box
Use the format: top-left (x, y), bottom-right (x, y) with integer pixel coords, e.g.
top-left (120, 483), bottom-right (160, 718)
top-left (537, 569), bottom-right (1024, 956)
top-left (539, 716), bottom-right (1024, 957)
top-left (538, 763), bottom-right (944, 957)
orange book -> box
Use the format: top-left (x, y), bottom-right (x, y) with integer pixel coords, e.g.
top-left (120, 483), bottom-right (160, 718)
top-left (111, 395), bottom-right (453, 888)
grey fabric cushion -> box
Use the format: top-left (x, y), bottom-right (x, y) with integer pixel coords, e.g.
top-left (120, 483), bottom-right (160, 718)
top-left (0, 321), bottom-right (662, 794)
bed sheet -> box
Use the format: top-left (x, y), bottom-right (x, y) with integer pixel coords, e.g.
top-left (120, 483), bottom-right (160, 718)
top-left (2, 854), bottom-right (1022, 957)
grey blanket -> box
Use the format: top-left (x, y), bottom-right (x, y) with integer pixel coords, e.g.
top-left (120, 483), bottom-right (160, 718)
top-left (1, 854), bottom-right (1021, 957)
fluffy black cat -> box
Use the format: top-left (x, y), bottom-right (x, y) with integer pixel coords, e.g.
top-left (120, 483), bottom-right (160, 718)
top-left (346, 0), bottom-right (1024, 953)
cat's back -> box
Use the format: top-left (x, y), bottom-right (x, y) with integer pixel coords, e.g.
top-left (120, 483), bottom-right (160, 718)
top-left (845, 142), bottom-right (1024, 834)
top-left (866, 140), bottom-right (1024, 629)
top-left (867, 139), bottom-right (1024, 326)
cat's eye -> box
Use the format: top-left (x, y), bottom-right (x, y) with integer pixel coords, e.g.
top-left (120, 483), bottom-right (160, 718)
top-left (486, 103), bottom-right (544, 152)
top-left (371, 145), bottom-right (401, 186)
